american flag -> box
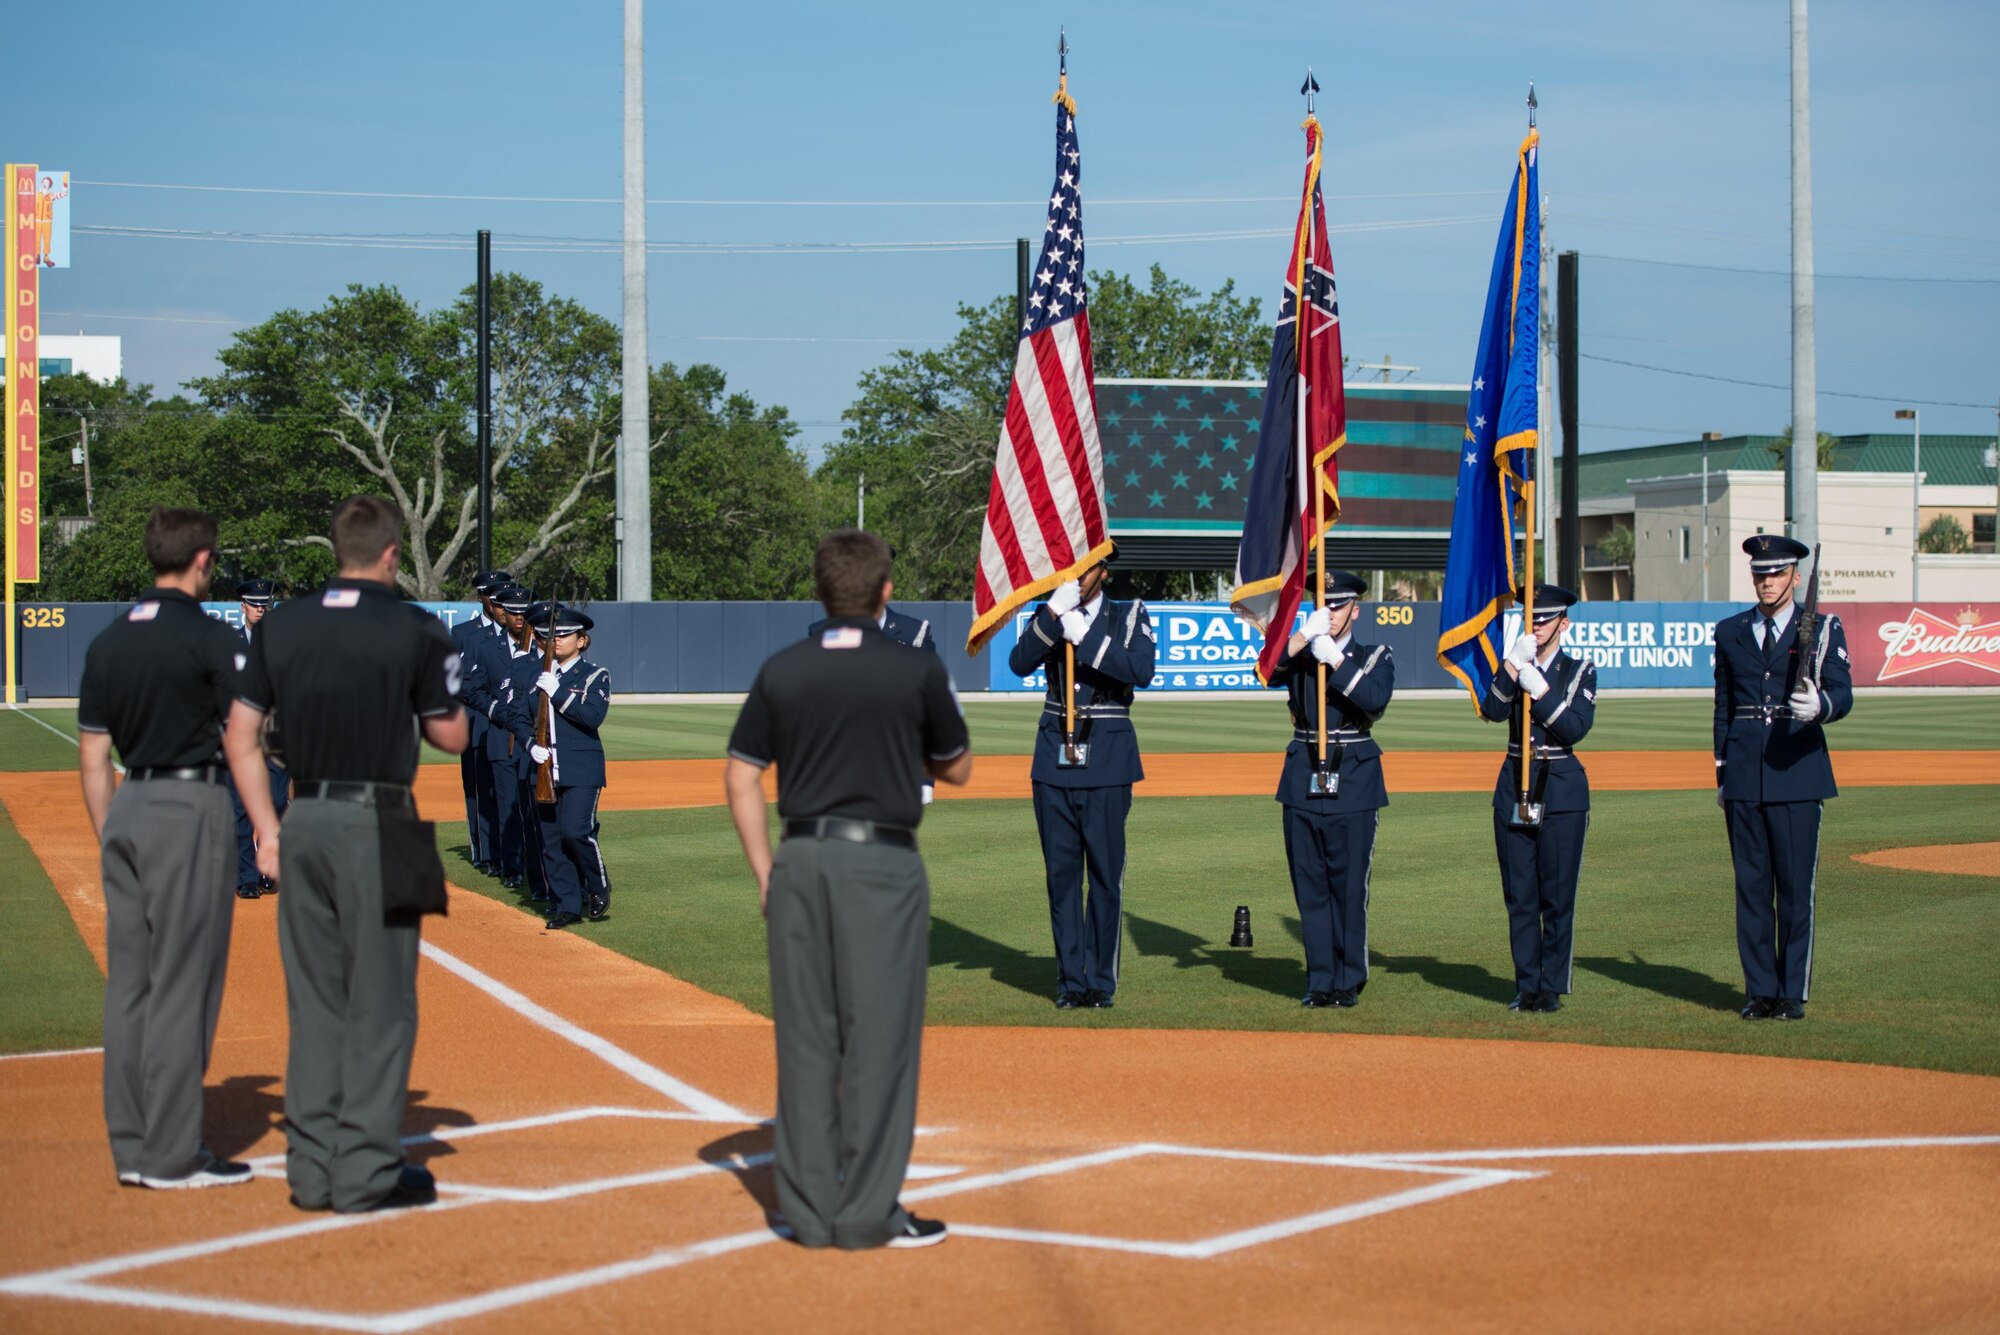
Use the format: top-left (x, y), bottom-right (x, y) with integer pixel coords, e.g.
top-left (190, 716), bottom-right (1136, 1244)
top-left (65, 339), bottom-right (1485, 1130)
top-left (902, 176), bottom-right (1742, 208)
top-left (1229, 116), bottom-right (1347, 681)
top-left (967, 80), bottom-right (1112, 654)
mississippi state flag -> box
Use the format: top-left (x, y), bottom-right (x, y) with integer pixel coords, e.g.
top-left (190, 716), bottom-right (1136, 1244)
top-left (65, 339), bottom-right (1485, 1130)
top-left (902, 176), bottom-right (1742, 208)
top-left (1229, 116), bottom-right (1348, 682)
top-left (967, 78), bottom-right (1113, 654)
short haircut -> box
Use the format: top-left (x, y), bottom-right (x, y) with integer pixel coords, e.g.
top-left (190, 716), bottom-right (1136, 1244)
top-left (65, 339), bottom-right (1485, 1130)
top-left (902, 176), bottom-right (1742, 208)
top-left (813, 529), bottom-right (892, 618)
top-left (331, 494), bottom-right (403, 571)
top-left (143, 507), bottom-right (219, 575)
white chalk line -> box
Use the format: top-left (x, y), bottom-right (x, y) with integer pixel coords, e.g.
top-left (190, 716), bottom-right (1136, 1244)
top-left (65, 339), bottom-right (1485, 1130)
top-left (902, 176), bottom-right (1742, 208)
top-left (0, 1045), bottom-right (104, 1061)
top-left (4, 1130), bottom-right (1996, 1332)
top-left (417, 941), bottom-right (753, 1123)
top-left (6, 703), bottom-right (122, 772)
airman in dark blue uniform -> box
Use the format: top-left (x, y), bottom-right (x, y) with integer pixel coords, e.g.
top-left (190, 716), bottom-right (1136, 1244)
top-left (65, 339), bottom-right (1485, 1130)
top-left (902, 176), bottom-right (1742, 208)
top-left (1479, 583), bottom-right (1596, 1013)
top-left (462, 585), bottom-right (546, 897)
top-left (451, 570), bottom-right (511, 876)
top-left (1267, 570), bottom-right (1395, 1008)
top-left (228, 578), bottom-right (289, 900)
top-left (1714, 535), bottom-right (1853, 1021)
top-left (510, 604), bottom-right (612, 930)
top-left (1006, 547), bottom-right (1156, 1009)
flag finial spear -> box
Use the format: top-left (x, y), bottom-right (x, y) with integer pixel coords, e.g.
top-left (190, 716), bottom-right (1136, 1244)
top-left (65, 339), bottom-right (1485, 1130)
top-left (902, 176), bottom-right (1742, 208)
top-left (1301, 67), bottom-right (1320, 117)
top-left (1058, 28), bottom-right (1068, 75)
top-left (1526, 81), bottom-right (1538, 129)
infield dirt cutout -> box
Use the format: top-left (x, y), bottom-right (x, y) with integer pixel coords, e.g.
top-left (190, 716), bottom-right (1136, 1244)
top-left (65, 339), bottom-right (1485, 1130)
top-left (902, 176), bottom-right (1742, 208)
top-left (1853, 840), bottom-right (2000, 877)
top-left (3, 767), bottom-right (1998, 1333)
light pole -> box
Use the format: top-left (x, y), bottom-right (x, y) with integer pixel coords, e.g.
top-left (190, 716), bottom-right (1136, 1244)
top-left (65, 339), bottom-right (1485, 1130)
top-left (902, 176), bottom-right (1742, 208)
top-left (1701, 431), bottom-right (1721, 602)
top-left (1897, 407), bottom-right (1920, 601)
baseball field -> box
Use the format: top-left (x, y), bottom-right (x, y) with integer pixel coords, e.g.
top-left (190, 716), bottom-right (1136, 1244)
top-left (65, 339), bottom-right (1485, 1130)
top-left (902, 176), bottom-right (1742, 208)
top-left (2, 695), bottom-right (1997, 1332)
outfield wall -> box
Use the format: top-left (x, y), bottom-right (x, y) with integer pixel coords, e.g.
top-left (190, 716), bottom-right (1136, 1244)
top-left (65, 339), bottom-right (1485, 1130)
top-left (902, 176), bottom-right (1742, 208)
top-left (11, 597), bottom-right (1996, 699)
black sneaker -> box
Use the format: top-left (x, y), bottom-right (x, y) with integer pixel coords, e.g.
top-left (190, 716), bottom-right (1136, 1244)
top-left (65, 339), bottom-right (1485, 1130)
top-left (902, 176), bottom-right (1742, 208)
top-left (356, 1164), bottom-right (437, 1213)
top-left (138, 1149), bottom-right (253, 1189)
top-left (885, 1214), bottom-right (948, 1248)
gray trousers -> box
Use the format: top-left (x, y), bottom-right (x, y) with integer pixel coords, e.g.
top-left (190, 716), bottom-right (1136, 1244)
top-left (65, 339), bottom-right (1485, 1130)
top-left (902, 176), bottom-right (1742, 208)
top-left (277, 797), bottom-right (422, 1212)
top-left (100, 778), bottom-right (237, 1179)
top-left (766, 836), bottom-right (929, 1249)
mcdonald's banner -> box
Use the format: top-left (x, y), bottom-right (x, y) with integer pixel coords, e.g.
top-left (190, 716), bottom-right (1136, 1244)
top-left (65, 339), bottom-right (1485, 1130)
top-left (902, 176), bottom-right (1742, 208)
top-left (7, 162), bottom-right (41, 584)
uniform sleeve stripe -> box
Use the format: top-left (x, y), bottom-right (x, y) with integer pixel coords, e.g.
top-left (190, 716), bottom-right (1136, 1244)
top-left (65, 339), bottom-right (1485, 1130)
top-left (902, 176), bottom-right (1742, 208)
top-left (1032, 619), bottom-right (1055, 647)
top-left (1092, 636), bottom-right (1109, 670)
top-left (927, 744), bottom-right (969, 762)
top-left (1543, 659), bottom-right (1588, 725)
top-left (727, 748), bottom-right (772, 769)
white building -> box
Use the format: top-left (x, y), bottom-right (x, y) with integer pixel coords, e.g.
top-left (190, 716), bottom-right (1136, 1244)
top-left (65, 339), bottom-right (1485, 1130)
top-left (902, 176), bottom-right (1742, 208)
top-left (40, 334), bottom-right (123, 383)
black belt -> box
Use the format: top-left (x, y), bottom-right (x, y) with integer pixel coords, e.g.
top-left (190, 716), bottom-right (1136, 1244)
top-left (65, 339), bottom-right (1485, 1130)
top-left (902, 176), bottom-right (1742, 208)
top-left (125, 765), bottom-right (229, 785)
top-left (294, 781), bottom-right (416, 812)
top-left (782, 818), bottom-right (916, 849)
top-left (1506, 744), bottom-right (1576, 759)
top-left (1292, 728), bottom-right (1367, 743)
top-left (1734, 706), bottom-right (1785, 723)
top-left (1043, 702), bottom-right (1130, 719)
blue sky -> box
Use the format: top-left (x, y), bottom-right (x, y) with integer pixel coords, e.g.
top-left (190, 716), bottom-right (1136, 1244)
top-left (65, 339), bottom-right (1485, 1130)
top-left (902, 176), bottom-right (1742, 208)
top-left (21, 0), bottom-right (2000, 457)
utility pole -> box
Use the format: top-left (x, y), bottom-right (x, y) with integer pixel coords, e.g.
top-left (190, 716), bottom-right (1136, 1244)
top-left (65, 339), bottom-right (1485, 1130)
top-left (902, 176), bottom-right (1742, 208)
top-left (618, 0), bottom-right (653, 601)
top-left (1789, 0), bottom-right (1819, 548)
top-left (79, 416), bottom-right (94, 519)
top-left (857, 473), bottom-right (866, 530)
top-left (476, 230), bottom-right (493, 571)
top-left (1701, 431), bottom-right (1721, 602)
top-left (1557, 251), bottom-right (1580, 592)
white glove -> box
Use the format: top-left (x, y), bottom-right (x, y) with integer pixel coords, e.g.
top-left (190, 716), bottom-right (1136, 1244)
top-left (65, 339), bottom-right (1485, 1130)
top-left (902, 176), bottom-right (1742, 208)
top-left (1299, 607), bottom-right (1331, 641)
top-left (1518, 662), bottom-right (1549, 699)
top-left (535, 671), bottom-right (561, 697)
top-left (1309, 634), bottom-right (1342, 666)
top-left (1788, 680), bottom-right (1821, 722)
top-left (529, 744), bottom-right (551, 765)
top-left (1505, 633), bottom-right (1537, 669)
top-left (1048, 580), bottom-right (1082, 616)
top-left (1059, 609), bottom-right (1090, 644)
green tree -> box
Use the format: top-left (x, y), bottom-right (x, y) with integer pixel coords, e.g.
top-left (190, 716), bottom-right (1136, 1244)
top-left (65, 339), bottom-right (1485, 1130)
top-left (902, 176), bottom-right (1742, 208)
top-left (1919, 513), bottom-right (1973, 554)
top-left (819, 264), bottom-right (1268, 600)
top-left (1769, 424), bottom-right (1839, 471)
top-left (1596, 522), bottom-right (1635, 567)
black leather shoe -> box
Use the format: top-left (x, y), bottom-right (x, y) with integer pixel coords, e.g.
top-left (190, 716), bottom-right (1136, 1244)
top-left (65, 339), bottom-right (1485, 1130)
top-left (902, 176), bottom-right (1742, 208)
top-left (545, 911), bottom-right (583, 930)
top-left (358, 1164), bottom-right (437, 1213)
top-left (1301, 991), bottom-right (1333, 1008)
top-left (259, 876), bottom-right (277, 895)
top-left (1533, 993), bottom-right (1564, 1013)
top-left (1330, 988), bottom-right (1359, 1008)
top-left (1083, 990), bottom-right (1114, 1009)
top-left (1773, 999), bottom-right (1805, 1021)
top-left (236, 883), bottom-right (262, 900)
top-left (1508, 991), bottom-right (1534, 1012)
top-left (1054, 991), bottom-right (1084, 1010)
top-left (1739, 997), bottom-right (1775, 1021)
top-left (501, 873), bottom-right (522, 890)
top-left (586, 897), bottom-right (609, 922)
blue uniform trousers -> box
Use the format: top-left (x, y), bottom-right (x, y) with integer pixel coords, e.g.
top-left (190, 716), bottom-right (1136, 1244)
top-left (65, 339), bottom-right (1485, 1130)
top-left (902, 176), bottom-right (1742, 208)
top-left (537, 785), bottom-right (607, 917)
top-left (519, 783), bottom-right (552, 902)
top-left (230, 763), bottom-right (290, 888)
top-left (1492, 810), bottom-right (1588, 995)
top-left (489, 752), bottom-right (525, 877)
top-left (1282, 806), bottom-right (1377, 995)
top-left (461, 735), bottom-right (499, 865)
top-left (1725, 799), bottom-right (1822, 1002)
top-left (1031, 783), bottom-right (1130, 997)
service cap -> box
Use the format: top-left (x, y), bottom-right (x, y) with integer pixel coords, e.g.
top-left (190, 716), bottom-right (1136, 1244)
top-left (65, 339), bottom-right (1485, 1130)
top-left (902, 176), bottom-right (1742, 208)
top-left (1743, 533), bottom-right (1810, 574)
top-left (1322, 570), bottom-right (1368, 606)
top-left (531, 603), bottom-right (594, 637)
top-left (1520, 582), bottom-right (1578, 624)
top-left (492, 584), bottom-right (533, 615)
top-left (236, 577), bottom-right (276, 607)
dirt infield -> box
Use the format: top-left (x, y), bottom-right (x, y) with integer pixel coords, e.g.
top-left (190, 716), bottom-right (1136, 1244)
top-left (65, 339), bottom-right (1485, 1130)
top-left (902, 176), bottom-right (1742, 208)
top-left (3, 774), bottom-right (1998, 1332)
top-left (1854, 841), bottom-right (2000, 877)
top-left (392, 749), bottom-right (1997, 817)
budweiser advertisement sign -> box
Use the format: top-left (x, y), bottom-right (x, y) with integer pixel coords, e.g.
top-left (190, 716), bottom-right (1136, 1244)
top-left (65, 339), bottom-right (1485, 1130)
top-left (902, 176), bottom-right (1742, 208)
top-left (1825, 603), bottom-right (2000, 686)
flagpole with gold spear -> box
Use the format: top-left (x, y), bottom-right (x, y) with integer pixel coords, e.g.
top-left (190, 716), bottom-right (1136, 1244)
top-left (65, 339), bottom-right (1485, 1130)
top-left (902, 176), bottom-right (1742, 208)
top-left (1301, 71), bottom-right (1330, 793)
top-left (1516, 84), bottom-right (1539, 825)
top-left (1059, 31), bottom-right (1080, 764)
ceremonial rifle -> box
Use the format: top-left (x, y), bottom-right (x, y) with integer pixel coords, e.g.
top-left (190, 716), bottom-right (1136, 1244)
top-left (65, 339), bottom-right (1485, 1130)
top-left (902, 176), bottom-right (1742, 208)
top-left (1793, 542), bottom-right (1824, 687)
top-left (533, 611), bottom-right (557, 803)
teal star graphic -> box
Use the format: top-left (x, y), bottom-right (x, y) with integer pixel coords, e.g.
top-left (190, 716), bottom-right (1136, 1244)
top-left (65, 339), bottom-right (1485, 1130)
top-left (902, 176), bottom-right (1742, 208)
top-left (1103, 492), bottom-right (1117, 509)
top-left (1172, 432), bottom-right (1190, 449)
top-left (1174, 394), bottom-right (1192, 410)
top-left (1245, 386), bottom-right (1263, 398)
top-left (1195, 491), bottom-right (1214, 511)
top-left (1220, 433), bottom-right (1240, 452)
top-left (1103, 449), bottom-right (1120, 468)
top-left (1148, 450), bottom-right (1166, 468)
top-left (1146, 490), bottom-right (1166, 509)
top-left (1219, 472), bottom-right (1239, 491)
top-left (1196, 452), bottom-right (1214, 470)
top-left (1197, 414), bottom-right (1215, 431)
top-left (1221, 398), bottom-right (1239, 415)
top-left (1150, 411), bottom-right (1167, 429)
top-left (1127, 431), bottom-right (1144, 449)
top-left (1171, 471), bottom-right (1190, 489)
top-left (1199, 384), bottom-right (1217, 396)
top-left (1103, 409), bottom-right (1122, 427)
top-left (1124, 470), bottom-right (1141, 488)
top-left (1126, 389), bottom-right (1146, 407)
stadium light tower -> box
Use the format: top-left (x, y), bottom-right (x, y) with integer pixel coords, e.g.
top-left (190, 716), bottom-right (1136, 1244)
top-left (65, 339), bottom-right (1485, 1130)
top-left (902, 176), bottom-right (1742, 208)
top-left (619, 0), bottom-right (653, 600)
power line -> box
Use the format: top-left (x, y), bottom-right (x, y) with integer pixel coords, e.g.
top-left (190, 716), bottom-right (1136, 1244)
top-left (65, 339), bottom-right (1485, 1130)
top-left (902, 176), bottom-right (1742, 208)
top-left (1579, 253), bottom-right (2000, 284)
top-left (1578, 351), bottom-right (1993, 409)
top-left (1562, 191), bottom-right (2000, 248)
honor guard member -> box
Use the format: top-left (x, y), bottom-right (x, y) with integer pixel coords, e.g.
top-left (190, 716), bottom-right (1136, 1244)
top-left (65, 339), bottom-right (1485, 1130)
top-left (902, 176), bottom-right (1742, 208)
top-left (1267, 571), bottom-right (1394, 1009)
top-left (77, 507), bottom-right (253, 1190)
top-left (463, 585), bottom-right (539, 893)
top-left (513, 603), bottom-right (612, 929)
top-left (225, 494), bottom-right (469, 1213)
top-left (228, 577), bottom-right (289, 899)
top-left (1714, 535), bottom-right (1853, 1022)
top-left (1480, 584), bottom-right (1596, 1013)
top-left (725, 529), bottom-right (973, 1250)
top-left (452, 570), bottom-right (511, 876)
top-left (808, 555), bottom-right (941, 804)
top-left (1006, 545), bottom-right (1156, 1010)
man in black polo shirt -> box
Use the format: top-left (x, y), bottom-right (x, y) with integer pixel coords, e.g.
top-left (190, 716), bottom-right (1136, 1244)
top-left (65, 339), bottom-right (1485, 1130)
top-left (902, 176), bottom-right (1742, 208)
top-left (77, 507), bottom-right (253, 1190)
top-left (225, 494), bottom-right (468, 1214)
top-left (725, 529), bottom-right (972, 1251)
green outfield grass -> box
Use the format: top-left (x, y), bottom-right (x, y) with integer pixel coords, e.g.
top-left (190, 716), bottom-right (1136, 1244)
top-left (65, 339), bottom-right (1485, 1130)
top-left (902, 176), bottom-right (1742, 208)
top-left (0, 802), bottom-right (105, 1054)
top-left (442, 784), bottom-right (2000, 1077)
top-left (8, 696), bottom-right (1995, 774)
